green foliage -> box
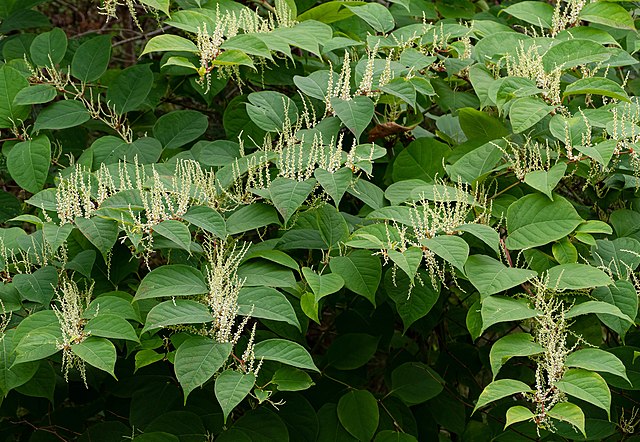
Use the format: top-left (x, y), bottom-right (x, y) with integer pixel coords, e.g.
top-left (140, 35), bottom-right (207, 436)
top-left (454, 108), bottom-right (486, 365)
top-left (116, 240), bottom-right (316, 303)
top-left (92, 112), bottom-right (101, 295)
top-left (2, 0), bottom-right (640, 440)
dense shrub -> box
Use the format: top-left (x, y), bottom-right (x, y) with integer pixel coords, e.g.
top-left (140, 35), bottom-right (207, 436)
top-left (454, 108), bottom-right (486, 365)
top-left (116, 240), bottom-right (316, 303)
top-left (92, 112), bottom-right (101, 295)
top-left (1, 0), bottom-right (640, 440)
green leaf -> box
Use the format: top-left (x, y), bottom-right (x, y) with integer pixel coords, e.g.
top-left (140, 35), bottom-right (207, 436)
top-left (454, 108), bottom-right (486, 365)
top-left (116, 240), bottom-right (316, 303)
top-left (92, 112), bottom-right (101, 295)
top-left (138, 0), bottom-right (170, 15)
top-left (215, 370), bottom-right (256, 423)
top-left (579, 2), bottom-right (635, 30)
top-left (552, 237), bottom-right (578, 264)
top-left (0, 331), bottom-right (38, 396)
top-left (153, 220), bottom-right (191, 252)
top-left (392, 138), bottom-right (449, 183)
top-left (85, 314), bottom-right (139, 342)
top-left (153, 110), bottom-right (208, 149)
top-left (541, 39), bottom-right (611, 72)
top-left (565, 300), bottom-right (633, 324)
top-left (473, 379), bottom-right (531, 413)
top-left (524, 163), bottom-right (567, 200)
top-left (509, 97), bottom-right (554, 133)
top-left (182, 206), bottom-right (226, 239)
top-left (141, 35), bottom-right (199, 56)
top-left (246, 91), bottom-right (298, 132)
top-left (565, 349), bottom-right (629, 383)
top-left (85, 295), bottom-right (139, 322)
top-left (13, 266), bottom-right (57, 304)
top-left (564, 77), bottom-right (630, 102)
top-left (556, 369), bottom-right (611, 418)
top-left (213, 49), bottom-right (255, 69)
top-left (505, 406), bottom-right (535, 429)
top-left (591, 280), bottom-right (637, 336)
top-left (14, 331), bottom-right (60, 365)
top-left (271, 366), bottom-right (314, 392)
top-left (34, 100), bottom-right (90, 130)
top-left (346, 3), bottom-right (394, 33)
top-left (330, 96), bottom-right (374, 140)
top-left (547, 402), bottom-right (586, 437)
top-left (328, 333), bottom-right (379, 370)
top-left (458, 107), bottom-right (509, 140)
top-left (380, 78), bottom-right (416, 107)
top-left (7, 135), bottom-right (51, 194)
top-left (71, 35), bottom-right (111, 82)
top-left (294, 70), bottom-right (338, 100)
top-left (71, 337), bottom-right (117, 378)
top-left (135, 265), bottom-right (208, 301)
top-left (456, 224), bottom-right (500, 254)
top-left (330, 250), bottom-right (382, 306)
top-left (74, 216), bottom-right (118, 260)
top-left (546, 264), bottom-right (611, 290)
top-left (175, 337), bottom-right (232, 403)
top-left (386, 247), bottom-right (423, 280)
top-left (591, 237), bottom-right (640, 279)
top-left (30, 27), bottom-right (67, 67)
top-left (302, 267), bottom-right (345, 303)
top-left (489, 333), bottom-right (543, 379)
top-left (481, 296), bottom-right (539, 334)
top-left (221, 34), bottom-right (272, 60)
top-left (142, 300), bottom-right (212, 334)
top-left (316, 204), bottom-right (349, 248)
top-left (237, 286), bottom-right (300, 329)
top-left (465, 255), bottom-right (537, 296)
top-left (269, 177), bottom-right (316, 224)
top-left (446, 140), bottom-right (503, 184)
top-left (576, 139), bottom-right (616, 167)
top-left (337, 390), bottom-right (379, 441)
top-left (385, 269), bottom-right (439, 332)
top-left (0, 65), bottom-right (30, 128)
top-left (502, 2), bottom-right (554, 28)
top-left (226, 203), bottom-right (280, 235)
top-left (390, 362), bottom-right (444, 405)
top-left (506, 194), bottom-right (583, 250)
top-left (13, 84), bottom-right (56, 105)
top-left (106, 64), bottom-right (153, 114)
top-left (421, 235), bottom-right (469, 272)
top-left (253, 339), bottom-right (318, 371)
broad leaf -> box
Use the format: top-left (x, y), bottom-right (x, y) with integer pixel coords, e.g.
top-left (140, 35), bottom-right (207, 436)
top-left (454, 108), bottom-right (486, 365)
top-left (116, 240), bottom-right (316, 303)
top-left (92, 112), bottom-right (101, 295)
top-left (556, 369), bottom-right (611, 418)
top-left (135, 265), bottom-right (208, 301)
top-left (175, 337), bottom-right (232, 403)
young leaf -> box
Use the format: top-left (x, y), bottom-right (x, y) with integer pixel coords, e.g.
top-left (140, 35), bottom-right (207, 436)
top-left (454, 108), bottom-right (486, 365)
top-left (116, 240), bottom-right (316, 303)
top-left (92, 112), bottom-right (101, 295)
top-left (523, 163), bottom-right (567, 200)
top-left (505, 406), bottom-right (535, 429)
top-left (547, 403), bottom-right (586, 437)
top-left (473, 379), bottom-right (531, 413)
top-left (302, 267), bottom-right (345, 303)
top-left (215, 370), bottom-right (256, 424)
